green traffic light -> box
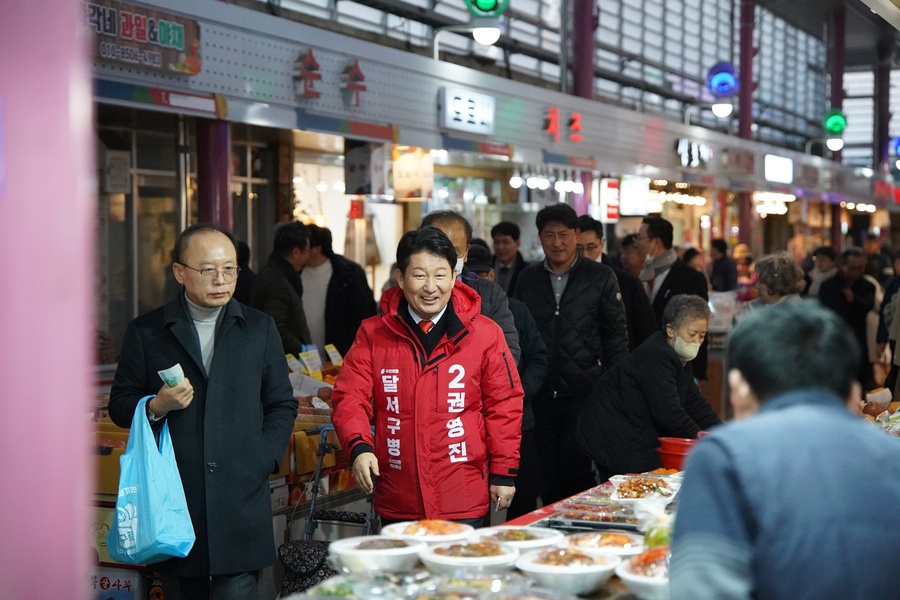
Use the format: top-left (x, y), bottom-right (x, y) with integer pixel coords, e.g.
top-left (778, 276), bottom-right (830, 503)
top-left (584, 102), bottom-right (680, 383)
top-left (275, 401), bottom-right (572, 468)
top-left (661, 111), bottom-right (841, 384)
top-left (465, 0), bottom-right (509, 17)
top-left (823, 109), bottom-right (847, 135)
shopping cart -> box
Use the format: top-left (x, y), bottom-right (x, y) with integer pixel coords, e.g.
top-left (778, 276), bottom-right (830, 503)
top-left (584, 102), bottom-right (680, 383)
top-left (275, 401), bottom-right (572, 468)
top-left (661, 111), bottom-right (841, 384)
top-left (278, 423), bottom-right (378, 595)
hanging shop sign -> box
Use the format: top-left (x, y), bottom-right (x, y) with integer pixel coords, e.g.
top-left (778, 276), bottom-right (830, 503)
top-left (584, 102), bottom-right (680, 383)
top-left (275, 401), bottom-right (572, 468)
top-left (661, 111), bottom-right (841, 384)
top-left (619, 175), bottom-right (650, 217)
top-left (674, 138), bottom-right (712, 169)
top-left (544, 107), bottom-right (583, 143)
top-left (542, 150), bottom-right (595, 170)
top-left (85, 0), bottom-right (201, 75)
top-left (598, 178), bottom-right (620, 224)
top-left (438, 87), bottom-right (496, 136)
top-left (764, 154), bottom-right (794, 184)
top-left (794, 164), bottom-right (820, 189)
top-left (720, 147), bottom-right (755, 176)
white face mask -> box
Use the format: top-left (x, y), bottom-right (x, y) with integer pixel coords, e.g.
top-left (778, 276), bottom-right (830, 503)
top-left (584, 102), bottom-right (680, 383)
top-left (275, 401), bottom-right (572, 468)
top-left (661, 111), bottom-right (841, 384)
top-left (455, 257), bottom-right (465, 274)
top-left (644, 253), bottom-right (655, 266)
top-left (673, 335), bottom-right (701, 361)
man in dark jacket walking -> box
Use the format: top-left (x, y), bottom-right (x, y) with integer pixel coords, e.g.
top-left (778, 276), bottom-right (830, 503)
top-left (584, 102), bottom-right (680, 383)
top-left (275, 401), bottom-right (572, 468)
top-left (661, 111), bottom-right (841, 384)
top-left (421, 210), bottom-right (521, 364)
top-left (251, 222), bottom-right (312, 355)
top-left (302, 225), bottom-right (377, 357)
top-left (577, 215), bottom-right (657, 351)
top-left (514, 204), bottom-right (629, 505)
top-left (637, 216), bottom-right (710, 378)
top-left (491, 221), bottom-right (530, 296)
top-left (109, 224), bottom-right (297, 598)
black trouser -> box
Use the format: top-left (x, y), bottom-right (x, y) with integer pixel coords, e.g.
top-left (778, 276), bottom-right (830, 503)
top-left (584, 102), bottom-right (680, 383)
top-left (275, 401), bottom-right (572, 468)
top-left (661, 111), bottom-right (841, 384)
top-left (533, 396), bottom-right (597, 506)
top-left (159, 570), bottom-right (267, 600)
top-left (506, 428), bottom-right (540, 520)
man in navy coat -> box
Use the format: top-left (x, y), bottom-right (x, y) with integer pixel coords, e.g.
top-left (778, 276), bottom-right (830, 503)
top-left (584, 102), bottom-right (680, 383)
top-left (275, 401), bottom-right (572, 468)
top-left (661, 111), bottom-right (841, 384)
top-left (109, 224), bottom-right (297, 599)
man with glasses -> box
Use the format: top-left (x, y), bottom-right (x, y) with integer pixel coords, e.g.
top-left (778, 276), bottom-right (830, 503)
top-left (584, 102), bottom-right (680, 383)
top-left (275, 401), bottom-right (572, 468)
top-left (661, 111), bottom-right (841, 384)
top-left (513, 204), bottom-right (628, 504)
top-left (109, 223), bottom-right (297, 599)
top-left (251, 222), bottom-right (313, 355)
top-left (636, 216), bottom-right (709, 378)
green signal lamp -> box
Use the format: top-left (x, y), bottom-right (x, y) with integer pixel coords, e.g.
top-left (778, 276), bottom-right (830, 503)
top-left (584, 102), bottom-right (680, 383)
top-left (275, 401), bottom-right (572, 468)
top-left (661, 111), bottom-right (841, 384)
top-left (465, 0), bottom-right (510, 18)
top-left (823, 109), bottom-right (848, 136)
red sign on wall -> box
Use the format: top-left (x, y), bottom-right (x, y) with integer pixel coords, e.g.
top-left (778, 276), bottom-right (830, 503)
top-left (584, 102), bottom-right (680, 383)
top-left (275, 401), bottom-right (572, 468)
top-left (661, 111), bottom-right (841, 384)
top-left (544, 107), bottom-right (584, 143)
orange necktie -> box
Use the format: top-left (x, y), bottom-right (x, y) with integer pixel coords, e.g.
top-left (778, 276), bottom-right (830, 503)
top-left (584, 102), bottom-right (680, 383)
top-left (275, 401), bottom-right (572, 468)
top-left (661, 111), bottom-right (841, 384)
top-left (418, 320), bottom-right (434, 334)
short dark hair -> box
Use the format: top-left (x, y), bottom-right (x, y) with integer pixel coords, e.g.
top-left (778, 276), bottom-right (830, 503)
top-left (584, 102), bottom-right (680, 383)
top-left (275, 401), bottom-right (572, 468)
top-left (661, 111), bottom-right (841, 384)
top-left (421, 210), bottom-right (473, 243)
top-left (621, 233), bottom-right (638, 249)
top-left (726, 301), bottom-right (859, 403)
top-left (173, 223), bottom-right (235, 264)
top-left (491, 221), bottom-right (521, 242)
top-left (471, 238), bottom-right (490, 249)
top-left (711, 238), bottom-right (728, 254)
top-left (536, 203), bottom-right (578, 233)
top-left (641, 216), bottom-right (674, 249)
top-left (682, 247), bottom-right (700, 265)
top-left (840, 246), bottom-right (866, 263)
top-left (236, 240), bottom-right (251, 266)
top-left (576, 215), bottom-right (604, 240)
top-left (396, 227), bottom-right (457, 274)
top-left (273, 222), bottom-right (310, 257)
top-left (307, 224), bottom-right (335, 258)
top-left (812, 246), bottom-right (837, 262)
top-left (662, 294), bottom-right (711, 330)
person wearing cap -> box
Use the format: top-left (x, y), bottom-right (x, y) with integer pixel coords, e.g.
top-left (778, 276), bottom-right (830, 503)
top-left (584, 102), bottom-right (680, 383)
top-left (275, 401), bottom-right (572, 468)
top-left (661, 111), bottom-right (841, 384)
top-left (466, 243), bottom-right (549, 520)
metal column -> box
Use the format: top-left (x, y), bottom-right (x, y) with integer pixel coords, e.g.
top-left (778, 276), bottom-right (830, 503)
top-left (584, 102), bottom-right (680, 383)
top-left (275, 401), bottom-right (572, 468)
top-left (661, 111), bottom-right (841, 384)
top-left (736, 0), bottom-right (755, 245)
top-left (829, 8), bottom-right (846, 249)
top-left (571, 0), bottom-right (596, 215)
top-left (196, 118), bottom-right (233, 230)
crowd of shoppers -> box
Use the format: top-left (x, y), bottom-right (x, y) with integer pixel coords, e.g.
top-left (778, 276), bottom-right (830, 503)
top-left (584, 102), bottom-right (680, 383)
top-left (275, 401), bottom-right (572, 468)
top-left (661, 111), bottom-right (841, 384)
top-left (111, 211), bottom-right (900, 599)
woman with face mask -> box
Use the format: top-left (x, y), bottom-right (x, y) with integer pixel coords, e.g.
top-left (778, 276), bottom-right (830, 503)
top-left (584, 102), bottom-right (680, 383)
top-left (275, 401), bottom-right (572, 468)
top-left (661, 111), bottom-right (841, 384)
top-left (573, 294), bottom-right (722, 480)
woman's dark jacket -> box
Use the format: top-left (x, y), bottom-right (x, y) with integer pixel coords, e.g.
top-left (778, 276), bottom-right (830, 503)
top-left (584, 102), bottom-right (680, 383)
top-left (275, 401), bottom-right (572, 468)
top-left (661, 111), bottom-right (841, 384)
top-left (574, 331), bottom-right (721, 475)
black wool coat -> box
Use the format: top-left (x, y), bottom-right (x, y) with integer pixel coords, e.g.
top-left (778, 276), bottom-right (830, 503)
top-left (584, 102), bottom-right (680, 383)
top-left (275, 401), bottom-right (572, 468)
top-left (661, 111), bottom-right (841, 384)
top-left (109, 296), bottom-right (298, 576)
top-left (573, 331), bottom-right (721, 476)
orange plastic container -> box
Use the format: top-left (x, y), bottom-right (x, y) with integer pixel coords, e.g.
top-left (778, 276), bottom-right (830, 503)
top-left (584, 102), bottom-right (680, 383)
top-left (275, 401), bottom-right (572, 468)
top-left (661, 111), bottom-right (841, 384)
top-left (656, 448), bottom-right (689, 470)
top-left (657, 437), bottom-right (697, 452)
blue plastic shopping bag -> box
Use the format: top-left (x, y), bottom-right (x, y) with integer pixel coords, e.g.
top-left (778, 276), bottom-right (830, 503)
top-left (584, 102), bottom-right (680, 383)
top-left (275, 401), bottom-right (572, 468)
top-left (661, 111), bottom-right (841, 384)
top-left (106, 396), bottom-right (195, 564)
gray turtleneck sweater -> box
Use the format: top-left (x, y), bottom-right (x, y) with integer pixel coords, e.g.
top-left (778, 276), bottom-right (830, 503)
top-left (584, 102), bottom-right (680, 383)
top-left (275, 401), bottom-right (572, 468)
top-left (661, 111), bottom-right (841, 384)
top-left (185, 295), bottom-right (224, 374)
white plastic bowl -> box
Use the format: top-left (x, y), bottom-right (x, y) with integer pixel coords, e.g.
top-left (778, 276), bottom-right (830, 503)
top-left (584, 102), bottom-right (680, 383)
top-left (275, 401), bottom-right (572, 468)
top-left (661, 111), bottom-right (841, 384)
top-left (565, 531), bottom-right (645, 556)
top-left (515, 548), bottom-right (621, 596)
top-left (469, 526), bottom-right (566, 551)
top-left (419, 540), bottom-right (520, 575)
top-left (615, 555), bottom-right (669, 600)
top-left (381, 520), bottom-right (475, 546)
top-left (327, 535), bottom-right (428, 574)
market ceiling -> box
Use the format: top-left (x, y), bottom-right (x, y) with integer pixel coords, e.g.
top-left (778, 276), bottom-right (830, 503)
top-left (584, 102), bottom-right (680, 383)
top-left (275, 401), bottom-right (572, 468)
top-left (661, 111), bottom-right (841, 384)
top-left (758, 0), bottom-right (900, 67)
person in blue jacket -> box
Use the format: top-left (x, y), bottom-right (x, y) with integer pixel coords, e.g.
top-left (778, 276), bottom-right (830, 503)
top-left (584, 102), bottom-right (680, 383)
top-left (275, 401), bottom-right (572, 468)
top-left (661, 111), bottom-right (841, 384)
top-left (670, 301), bottom-right (900, 600)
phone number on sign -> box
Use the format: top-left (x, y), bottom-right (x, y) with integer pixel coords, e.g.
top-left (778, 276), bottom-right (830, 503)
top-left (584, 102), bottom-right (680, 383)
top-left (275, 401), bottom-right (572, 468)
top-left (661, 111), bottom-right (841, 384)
top-left (99, 41), bottom-right (161, 67)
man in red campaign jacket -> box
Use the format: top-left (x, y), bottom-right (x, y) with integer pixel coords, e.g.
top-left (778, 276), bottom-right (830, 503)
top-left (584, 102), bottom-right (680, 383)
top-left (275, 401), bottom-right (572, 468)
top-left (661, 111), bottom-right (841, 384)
top-left (332, 227), bottom-right (524, 526)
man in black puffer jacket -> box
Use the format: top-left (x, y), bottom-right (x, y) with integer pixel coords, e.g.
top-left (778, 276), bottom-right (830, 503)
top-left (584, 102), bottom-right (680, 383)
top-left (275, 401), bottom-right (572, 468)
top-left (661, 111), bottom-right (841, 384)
top-left (514, 204), bottom-right (629, 505)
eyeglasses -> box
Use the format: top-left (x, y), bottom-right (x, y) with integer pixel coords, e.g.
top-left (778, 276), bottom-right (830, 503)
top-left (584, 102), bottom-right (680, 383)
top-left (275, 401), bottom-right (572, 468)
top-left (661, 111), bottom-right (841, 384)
top-left (178, 263), bottom-right (240, 282)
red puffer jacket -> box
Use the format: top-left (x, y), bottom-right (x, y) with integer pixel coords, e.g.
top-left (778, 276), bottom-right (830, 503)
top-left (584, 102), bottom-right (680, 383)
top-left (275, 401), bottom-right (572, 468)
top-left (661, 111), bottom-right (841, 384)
top-left (332, 284), bottom-right (523, 521)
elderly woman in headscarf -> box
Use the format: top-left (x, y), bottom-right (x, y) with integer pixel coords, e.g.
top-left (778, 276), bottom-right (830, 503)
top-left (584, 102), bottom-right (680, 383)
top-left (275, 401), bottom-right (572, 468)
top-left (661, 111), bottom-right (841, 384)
top-left (574, 294), bottom-right (722, 479)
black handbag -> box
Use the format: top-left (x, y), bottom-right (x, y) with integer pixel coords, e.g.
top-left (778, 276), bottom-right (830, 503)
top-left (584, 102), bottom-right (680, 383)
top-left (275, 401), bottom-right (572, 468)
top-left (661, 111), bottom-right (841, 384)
top-left (278, 538), bottom-right (337, 595)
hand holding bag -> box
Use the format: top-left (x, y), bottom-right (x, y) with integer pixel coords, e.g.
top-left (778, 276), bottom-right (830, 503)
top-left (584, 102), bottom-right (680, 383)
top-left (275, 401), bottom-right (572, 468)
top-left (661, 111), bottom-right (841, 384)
top-left (106, 396), bottom-right (195, 564)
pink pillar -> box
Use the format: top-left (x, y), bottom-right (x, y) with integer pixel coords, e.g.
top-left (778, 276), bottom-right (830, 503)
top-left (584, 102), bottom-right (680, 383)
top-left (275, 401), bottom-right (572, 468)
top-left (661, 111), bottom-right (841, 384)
top-left (736, 0), bottom-right (755, 245)
top-left (196, 118), bottom-right (233, 229)
top-left (0, 2), bottom-right (94, 597)
top-left (571, 0), bottom-right (596, 100)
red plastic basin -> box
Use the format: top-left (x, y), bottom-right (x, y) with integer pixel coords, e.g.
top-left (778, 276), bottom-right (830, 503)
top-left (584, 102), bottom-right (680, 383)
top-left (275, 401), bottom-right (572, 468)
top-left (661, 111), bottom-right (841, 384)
top-left (658, 437), bottom-right (697, 452)
top-left (656, 448), bottom-right (689, 471)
